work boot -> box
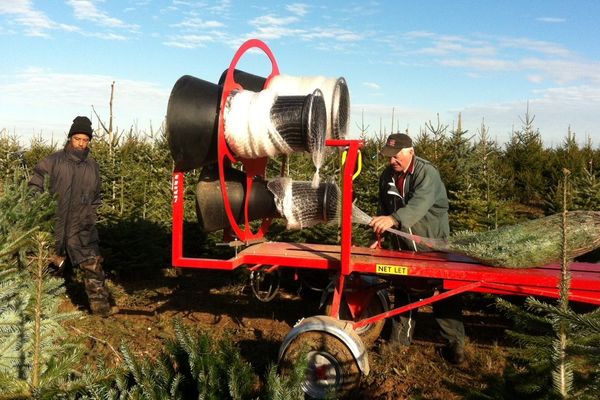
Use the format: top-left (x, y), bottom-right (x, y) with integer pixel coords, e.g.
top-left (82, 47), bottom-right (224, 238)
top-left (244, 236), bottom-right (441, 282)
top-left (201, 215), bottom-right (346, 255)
top-left (80, 256), bottom-right (115, 317)
top-left (48, 254), bottom-right (66, 275)
top-left (89, 299), bottom-right (113, 317)
top-left (441, 343), bottom-right (465, 365)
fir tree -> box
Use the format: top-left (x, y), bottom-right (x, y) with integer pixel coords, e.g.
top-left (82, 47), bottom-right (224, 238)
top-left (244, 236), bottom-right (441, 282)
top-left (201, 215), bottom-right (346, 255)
top-left (0, 134), bottom-right (23, 181)
top-left (462, 170), bottom-right (600, 400)
top-left (571, 169), bottom-right (600, 211)
top-left (0, 174), bottom-right (101, 399)
top-left (83, 320), bottom-right (306, 400)
top-left (415, 114), bottom-right (449, 168)
top-left (502, 105), bottom-right (548, 209)
top-left (442, 113), bottom-right (474, 196)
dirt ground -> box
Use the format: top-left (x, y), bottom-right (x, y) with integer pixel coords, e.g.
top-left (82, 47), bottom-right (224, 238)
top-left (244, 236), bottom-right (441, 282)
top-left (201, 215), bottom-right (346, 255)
top-left (63, 267), bottom-right (514, 399)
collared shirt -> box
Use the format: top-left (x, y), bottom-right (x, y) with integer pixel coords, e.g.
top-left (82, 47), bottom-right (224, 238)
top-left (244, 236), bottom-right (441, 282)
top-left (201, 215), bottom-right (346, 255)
top-left (394, 155), bottom-right (415, 197)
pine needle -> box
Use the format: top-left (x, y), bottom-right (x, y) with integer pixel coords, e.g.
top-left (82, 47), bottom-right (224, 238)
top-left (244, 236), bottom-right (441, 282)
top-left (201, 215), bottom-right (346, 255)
top-left (446, 211), bottom-right (600, 268)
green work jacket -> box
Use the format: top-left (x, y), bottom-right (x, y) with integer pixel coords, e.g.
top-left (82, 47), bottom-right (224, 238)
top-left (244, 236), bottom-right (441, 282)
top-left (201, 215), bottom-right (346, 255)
top-left (377, 156), bottom-right (449, 251)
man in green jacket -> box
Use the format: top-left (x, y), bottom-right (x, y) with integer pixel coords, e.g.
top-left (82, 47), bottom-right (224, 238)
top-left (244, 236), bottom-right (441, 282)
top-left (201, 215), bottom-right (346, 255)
top-left (370, 133), bottom-right (465, 364)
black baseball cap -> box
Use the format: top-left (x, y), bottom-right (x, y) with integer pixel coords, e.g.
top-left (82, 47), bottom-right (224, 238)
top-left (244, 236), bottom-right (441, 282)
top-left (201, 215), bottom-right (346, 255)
top-left (381, 133), bottom-right (413, 157)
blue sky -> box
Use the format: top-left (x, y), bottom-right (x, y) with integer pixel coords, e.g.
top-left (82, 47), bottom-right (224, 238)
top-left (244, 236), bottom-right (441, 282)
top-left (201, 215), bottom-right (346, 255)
top-left (1, 1), bottom-right (599, 146)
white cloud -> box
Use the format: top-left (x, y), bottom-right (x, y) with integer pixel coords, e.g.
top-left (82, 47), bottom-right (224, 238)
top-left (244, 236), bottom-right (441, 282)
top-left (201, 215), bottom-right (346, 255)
top-left (528, 74), bottom-right (544, 83)
top-left (163, 34), bottom-right (214, 48)
top-left (246, 12), bottom-right (362, 44)
top-left (286, 3), bottom-right (309, 16)
top-left (440, 56), bottom-right (600, 86)
top-left (301, 27), bottom-right (361, 42)
top-left (172, 17), bottom-right (224, 29)
top-left (0, 0), bottom-right (78, 37)
top-left (404, 30), bottom-right (436, 40)
top-left (352, 82), bottom-right (600, 146)
top-left (208, 0), bottom-right (231, 14)
top-left (399, 31), bottom-right (576, 76)
top-left (89, 31), bottom-right (127, 40)
top-left (535, 84), bottom-right (600, 104)
top-left (0, 68), bottom-right (169, 143)
top-left (440, 57), bottom-right (515, 71)
top-left (520, 58), bottom-right (600, 84)
top-left (449, 88), bottom-right (600, 145)
top-left (498, 37), bottom-right (571, 57)
top-left (363, 82), bottom-right (380, 90)
top-left (66, 0), bottom-right (138, 30)
top-left (536, 17), bottom-right (566, 23)
top-left (247, 26), bottom-right (304, 41)
top-left (250, 14), bottom-right (299, 27)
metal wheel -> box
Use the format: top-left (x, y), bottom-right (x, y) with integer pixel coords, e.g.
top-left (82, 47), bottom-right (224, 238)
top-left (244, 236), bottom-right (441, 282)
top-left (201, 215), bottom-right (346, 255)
top-left (249, 268), bottom-right (280, 302)
top-left (325, 290), bottom-right (387, 346)
top-left (297, 270), bottom-right (329, 293)
top-left (280, 331), bottom-right (361, 399)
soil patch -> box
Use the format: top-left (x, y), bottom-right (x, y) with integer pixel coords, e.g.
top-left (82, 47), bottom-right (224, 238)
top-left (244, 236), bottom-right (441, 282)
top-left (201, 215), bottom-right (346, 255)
top-left (64, 268), bottom-right (514, 399)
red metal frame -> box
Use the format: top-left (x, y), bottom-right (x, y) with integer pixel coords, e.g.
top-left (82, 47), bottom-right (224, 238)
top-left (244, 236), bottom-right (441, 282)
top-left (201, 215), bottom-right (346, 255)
top-left (172, 133), bottom-right (600, 325)
top-left (236, 241), bottom-right (600, 329)
top-left (172, 39), bottom-right (279, 269)
top-left (218, 39), bottom-right (279, 242)
top-left (171, 39), bottom-right (600, 333)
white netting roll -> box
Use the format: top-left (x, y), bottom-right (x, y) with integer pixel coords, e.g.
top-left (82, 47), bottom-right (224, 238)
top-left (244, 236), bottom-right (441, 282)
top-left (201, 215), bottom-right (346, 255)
top-left (223, 87), bottom-right (327, 183)
top-left (267, 177), bottom-right (341, 230)
top-left (224, 89), bottom-right (293, 158)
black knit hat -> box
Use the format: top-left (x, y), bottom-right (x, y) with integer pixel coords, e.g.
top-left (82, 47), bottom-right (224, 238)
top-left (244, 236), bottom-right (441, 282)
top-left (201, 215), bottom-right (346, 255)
top-left (381, 133), bottom-right (413, 157)
top-left (68, 116), bottom-right (93, 139)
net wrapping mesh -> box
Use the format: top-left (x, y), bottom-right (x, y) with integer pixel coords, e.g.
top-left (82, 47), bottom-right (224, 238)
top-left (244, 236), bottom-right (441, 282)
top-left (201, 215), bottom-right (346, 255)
top-left (224, 88), bottom-right (326, 187)
top-left (224, 89), bottom-right (293, 158)
top-left (351, 205), bottom-right (447, 249)
top-left (267, 177), bottom-right (340, 230)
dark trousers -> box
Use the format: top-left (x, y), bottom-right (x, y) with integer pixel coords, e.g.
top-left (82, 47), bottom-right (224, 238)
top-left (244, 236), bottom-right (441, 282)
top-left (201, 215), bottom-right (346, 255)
top-left (79, 256), bottom-right (110, 309)
top-left (392, 284), bottom-right (465, 349)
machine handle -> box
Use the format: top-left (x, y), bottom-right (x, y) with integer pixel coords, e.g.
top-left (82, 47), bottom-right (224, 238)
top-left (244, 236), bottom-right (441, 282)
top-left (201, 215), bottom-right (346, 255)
top-left (341, 148), bottom-right (362, 180)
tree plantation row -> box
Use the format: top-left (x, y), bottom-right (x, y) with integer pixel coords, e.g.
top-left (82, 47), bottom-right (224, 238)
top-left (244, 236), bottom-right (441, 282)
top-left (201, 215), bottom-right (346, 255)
top-left (1, 112), bottom-right (599, 276)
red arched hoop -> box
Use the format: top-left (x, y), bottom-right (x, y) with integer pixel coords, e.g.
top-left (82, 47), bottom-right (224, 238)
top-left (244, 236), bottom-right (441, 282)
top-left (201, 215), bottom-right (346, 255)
top-left (217, 39), bottom-right (280, 242)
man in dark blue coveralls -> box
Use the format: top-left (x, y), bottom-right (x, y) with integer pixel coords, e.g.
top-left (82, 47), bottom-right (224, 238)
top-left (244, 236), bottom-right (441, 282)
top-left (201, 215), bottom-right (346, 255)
top-left (29, 116), bottom-right (113, 317)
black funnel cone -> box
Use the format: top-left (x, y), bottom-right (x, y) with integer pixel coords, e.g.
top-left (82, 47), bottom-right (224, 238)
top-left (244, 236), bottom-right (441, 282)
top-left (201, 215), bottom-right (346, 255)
top-left (218, 68), bottom-right (267, 92)
top-left (167, 75), bottom-right (222, 172)
top-left (195, 164), bottom-right (280, 232)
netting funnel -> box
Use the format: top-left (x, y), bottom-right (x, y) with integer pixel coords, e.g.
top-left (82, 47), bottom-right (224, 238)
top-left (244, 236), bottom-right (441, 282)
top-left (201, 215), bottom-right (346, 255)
top-left (224, 88), bottom-right (326, 159)
top-left (195, 164), bottom-right (280, 232)
top-left (266, 177), bottom-right (341, 230)
top-left (269, 74), bottom-right (350, 140)
top-left (219, 69), bottom-right (350, 139)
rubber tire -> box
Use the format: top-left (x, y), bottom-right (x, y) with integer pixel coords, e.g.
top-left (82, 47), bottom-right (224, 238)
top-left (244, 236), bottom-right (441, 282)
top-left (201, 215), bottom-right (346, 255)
top-left (280, 331), bottom-right (361, 399)
top-left (324, 292), bottom-right (386, 346)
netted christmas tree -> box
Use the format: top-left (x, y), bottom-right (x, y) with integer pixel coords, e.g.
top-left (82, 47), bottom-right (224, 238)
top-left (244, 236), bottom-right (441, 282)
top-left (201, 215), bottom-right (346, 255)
top-left (446, 211), bottom-right (600, 268)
